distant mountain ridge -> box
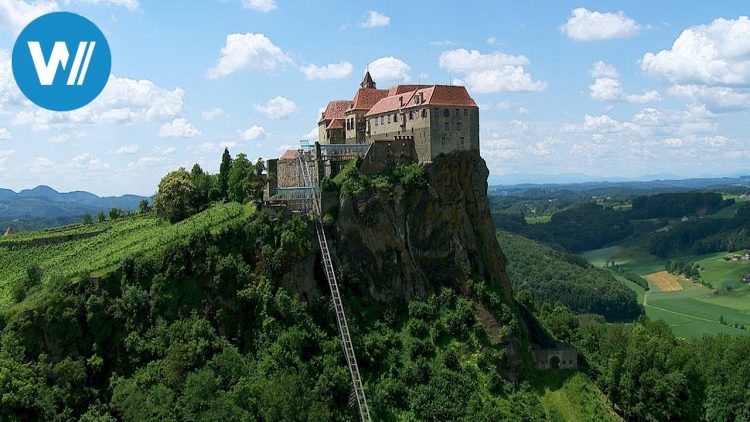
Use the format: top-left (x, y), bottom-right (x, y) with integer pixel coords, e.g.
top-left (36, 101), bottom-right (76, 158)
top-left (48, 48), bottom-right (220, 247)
top-left (0, 185), bottom-right (150, 231)
top-left (490, 175), bottom-right (750, 194)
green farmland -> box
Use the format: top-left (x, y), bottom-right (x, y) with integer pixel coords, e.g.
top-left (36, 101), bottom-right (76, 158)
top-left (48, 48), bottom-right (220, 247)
top-left (583, 244), bottom-right (750, 338)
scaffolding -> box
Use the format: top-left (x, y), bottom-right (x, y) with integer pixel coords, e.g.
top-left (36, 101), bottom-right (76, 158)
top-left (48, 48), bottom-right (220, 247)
top-left (297, 151), bottom-right (372, 422)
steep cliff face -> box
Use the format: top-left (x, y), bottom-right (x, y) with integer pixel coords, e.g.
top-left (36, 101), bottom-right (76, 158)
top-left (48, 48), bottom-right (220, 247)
top-left (331, 151), bottom-right (514, 306)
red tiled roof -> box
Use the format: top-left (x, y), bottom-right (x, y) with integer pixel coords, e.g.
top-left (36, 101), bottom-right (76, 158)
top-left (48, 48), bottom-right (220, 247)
top-left (365, 85), bottom-right (477, 117)
top-left (326, 118), bottom-right (344, 130)
top-left (386, 84), bottom-right (430, 96)
top-left (428, 85), bottom-right (477, 107)
top-left (349, 88), bottom-right (389, 110)
top-left (280, 149), bottom-right (299, 160)
top-left (318, 100), bottom-right (352, 123)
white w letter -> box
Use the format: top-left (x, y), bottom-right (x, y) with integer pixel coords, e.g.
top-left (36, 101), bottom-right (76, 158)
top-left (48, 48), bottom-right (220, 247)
top-left (27, 41), bottom-right (70, 86)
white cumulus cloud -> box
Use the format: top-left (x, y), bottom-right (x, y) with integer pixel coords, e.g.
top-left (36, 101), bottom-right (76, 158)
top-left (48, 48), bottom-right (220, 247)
top-left (254, 96), bottom-right (298, 119)
top-left (462, 67), bottom-right (547, 93)
top-left (206, 33), bottom-right (292, 79)
top-left (0, 127), bottom-right (11, 140)
top-left (589, 61), bottom-right (661, 103)
top-left (66, 0), bottom-right (139, 10)
top-left (560, 7), bottom-right (641, 41)
top-left (159, 118), bottom-right (203, 138)
top-left (0, 0), bottom-right (58, 33)
top-left (438, 49), bottom-right (529, 72)
top-left (641, 16), bottom-right (750, 110)
top-left (238, 125), bottom-right (268, 141)
top-left (368, 56), bottom-right (411, 83)
top-left (360, 10), bottom-right (390, 28)
top-left (300, 61), bottom-right (353, 80)
top-left (242, 0), bottom-right (276, 12)
top-left (438, 48), bottom-right (546, 93)
top-left (13, 76), bottom-right (185, 130)
top-left (202, 107), bottom-right (225, 120)
top-left (114, 144), bottom-right (140, 154)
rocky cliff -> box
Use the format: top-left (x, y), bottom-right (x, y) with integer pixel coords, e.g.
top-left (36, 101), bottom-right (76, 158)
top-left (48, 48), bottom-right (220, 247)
top-left (331, 151), bottom-right (515, 307)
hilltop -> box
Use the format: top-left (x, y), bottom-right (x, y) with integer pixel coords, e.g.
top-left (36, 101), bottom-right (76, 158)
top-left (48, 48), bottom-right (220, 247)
top-left (0, 150), bottom-right (618, 421)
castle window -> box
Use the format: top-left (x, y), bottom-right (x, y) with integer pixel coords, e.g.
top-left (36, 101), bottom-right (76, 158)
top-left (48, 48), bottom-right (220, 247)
top-left (456, 122), bottom-right (462, 131)
top-left (441, 135), bottom-right (446, 145)
top-left (387, 114), bottom-right (391, 123)
top-left (443, 109), bottom-right (450, 118)
top-left (464, 109), bottom-right (468, 117)
top-left (455, 108), bottom-right (460, 117)
top-left (444, 122), bottom-right (449, 131)
top-left (393, 113), bottom-right (397, 122)
top-left (421, 109), bottom-right (427, 118)
top-left (433, 108), bottom-right (439, 117)
top-left (409, 111), bottom-right (413, 120)
top-left (380, 116), bottom-right (384, 124)
top-left (460, 136), bottom-right (465, 146)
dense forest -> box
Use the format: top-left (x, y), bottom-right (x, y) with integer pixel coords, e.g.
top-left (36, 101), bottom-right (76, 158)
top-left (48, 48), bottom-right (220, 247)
top-left (649, 203), bottom-right (750, 257)
top-left (497, 230), bottom-right (642, 322)
top-left (493, 203), bottom-right (633, 252)
top-left (534, 305), bottom-right (750, 421)
top-left (630, 192), bottom-right (731, 219)
top-left (0, 210), bottom-right (554, 420)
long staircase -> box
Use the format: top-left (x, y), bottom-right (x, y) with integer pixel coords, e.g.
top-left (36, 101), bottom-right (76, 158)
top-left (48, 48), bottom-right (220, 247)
top-left (297, 152), bottom-right (372, 422)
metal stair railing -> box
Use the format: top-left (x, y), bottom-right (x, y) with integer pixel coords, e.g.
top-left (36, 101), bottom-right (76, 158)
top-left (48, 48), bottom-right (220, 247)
top-left (297, 151), bottom-right (372, 422)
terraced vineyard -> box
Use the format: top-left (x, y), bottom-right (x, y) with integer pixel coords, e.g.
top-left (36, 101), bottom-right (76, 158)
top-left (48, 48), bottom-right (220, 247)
top-left (0, 202), bottom-right (253, 307)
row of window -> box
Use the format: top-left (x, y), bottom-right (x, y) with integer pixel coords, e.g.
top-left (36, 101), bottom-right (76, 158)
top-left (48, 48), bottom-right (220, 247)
top-left (441, 136), bottom-right (466, 146)
top-left (370, 108), bottom-right (472, 128)
top-left (437, 108), bottom-right (470, 118)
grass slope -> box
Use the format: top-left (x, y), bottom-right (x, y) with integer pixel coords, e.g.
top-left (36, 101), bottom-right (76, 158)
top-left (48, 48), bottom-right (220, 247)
top-left (535, 371), bottom-right (621, 422)
top-left (0, 202), bottom-right (253, 307)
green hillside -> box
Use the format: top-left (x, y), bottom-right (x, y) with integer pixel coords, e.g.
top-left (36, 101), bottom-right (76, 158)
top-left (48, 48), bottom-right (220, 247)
top-left (0, 205), bottom-right (566, 421)
top-left (497, 230), bottom-right (642, 322)
top-left (0, 202), bottom-right (252, 307)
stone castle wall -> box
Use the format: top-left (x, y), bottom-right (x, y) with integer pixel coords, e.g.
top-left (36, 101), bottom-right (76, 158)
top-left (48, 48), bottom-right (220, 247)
top-left (360, 138), bottom-right (418, 175)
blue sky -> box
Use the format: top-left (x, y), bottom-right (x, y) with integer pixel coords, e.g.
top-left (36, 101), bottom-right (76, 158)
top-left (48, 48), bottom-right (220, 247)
top-left (0, 0), bottom-right (748, 195)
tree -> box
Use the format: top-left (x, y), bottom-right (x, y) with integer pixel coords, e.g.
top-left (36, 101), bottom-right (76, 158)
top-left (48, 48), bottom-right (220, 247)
top-left (82, 213), bottom-right (93, 224)
top-left (109, 208), bottom-right (123, 220)
top-left (190, 163), bottom-right (215, 210)
top-left (218, 148), bottom-right (232, 200)
top-left (154, 168), bottom-right (197, 223)
top-left (139, 199), bottom-right (150, 214)
top-left (227, 154), bottom-right (252, 203)
top-left (12, 264), bottom-right (43, 303)
top-left (96, 210), bottom-right (106, 223)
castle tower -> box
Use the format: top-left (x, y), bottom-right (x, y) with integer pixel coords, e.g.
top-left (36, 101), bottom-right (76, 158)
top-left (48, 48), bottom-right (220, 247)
top-left (360, 71), bottom-right (376, 89)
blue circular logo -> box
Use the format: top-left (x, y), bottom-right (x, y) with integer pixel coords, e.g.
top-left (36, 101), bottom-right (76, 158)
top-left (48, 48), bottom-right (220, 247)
top-left (12, 12), bottom-right (111, 112)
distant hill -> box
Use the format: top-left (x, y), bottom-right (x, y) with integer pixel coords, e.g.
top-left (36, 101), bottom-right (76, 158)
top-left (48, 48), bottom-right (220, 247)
top-left (0, 185), bottom-right (150, 232)
top-left (490, 175), bottom-right (750, 195)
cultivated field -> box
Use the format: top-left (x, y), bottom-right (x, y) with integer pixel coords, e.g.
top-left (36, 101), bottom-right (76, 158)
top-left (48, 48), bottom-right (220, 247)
top-left (584, 242), bottom-right (750, 338)
top-left (0, 203), bottom-right (253, 307)
top-left (645, 271), bottom-right (684, 292)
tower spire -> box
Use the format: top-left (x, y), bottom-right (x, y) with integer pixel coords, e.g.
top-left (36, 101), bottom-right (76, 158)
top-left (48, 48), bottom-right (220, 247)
top-left (361, 69), bottom-right (376, 89)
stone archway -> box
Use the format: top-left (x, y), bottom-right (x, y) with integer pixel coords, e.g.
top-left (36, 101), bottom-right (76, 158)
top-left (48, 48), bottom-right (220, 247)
top-left (549, 355), bottom-right (561, 369)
